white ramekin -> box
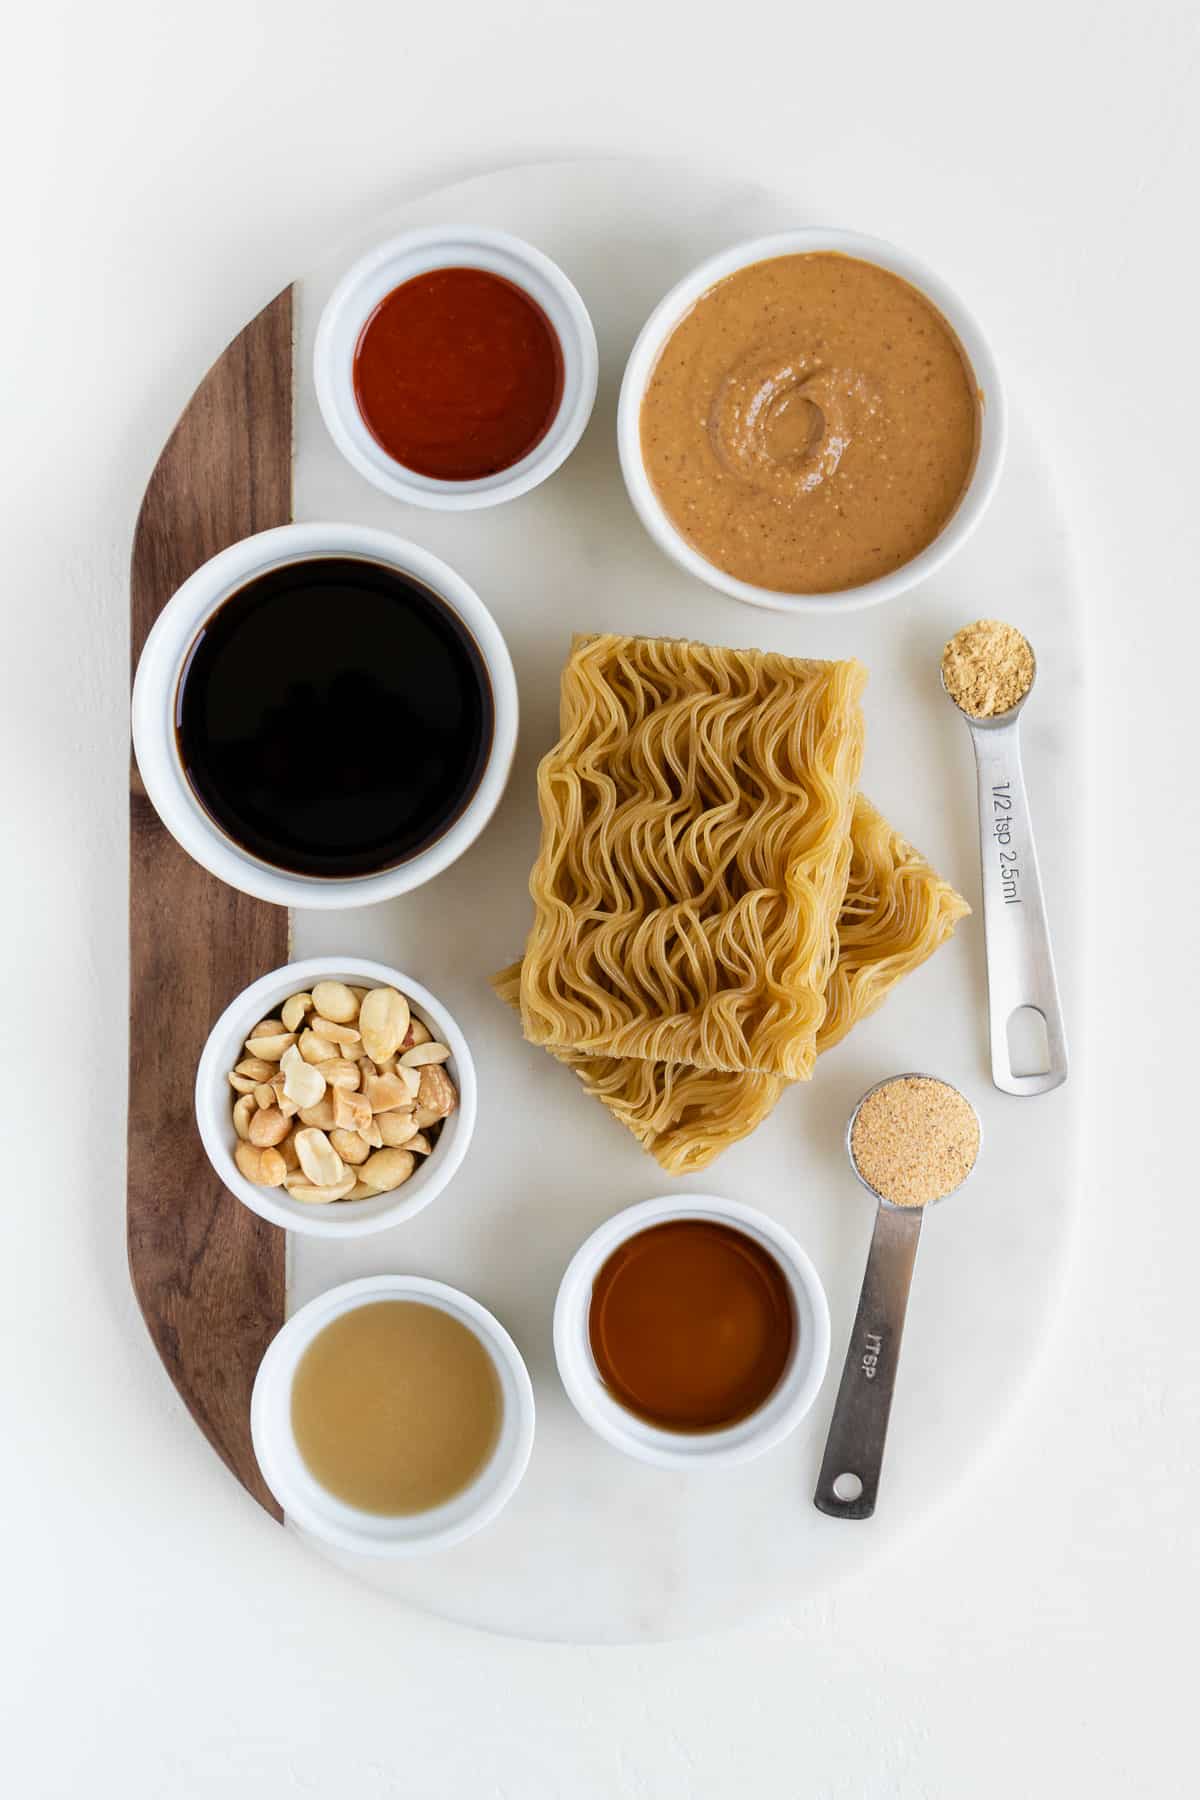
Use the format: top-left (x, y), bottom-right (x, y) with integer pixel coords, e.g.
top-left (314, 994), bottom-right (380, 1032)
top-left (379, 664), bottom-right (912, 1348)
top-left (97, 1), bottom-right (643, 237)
top-left (251, 1274), bottom-right (535, 1556)
top-left (314, 225), bottom-right (599, 509)
top-left (617, 228), bottom-right (1007, 614)
top-left (195, 957), bottom-right (476, 1239)
top-left (553, 1194), bottom-right (831, 1470)
top-left (131, 522), bottom-right (518, 909)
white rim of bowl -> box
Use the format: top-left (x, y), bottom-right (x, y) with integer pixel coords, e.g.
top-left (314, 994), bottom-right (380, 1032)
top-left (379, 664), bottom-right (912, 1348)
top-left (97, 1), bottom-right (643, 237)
top-left (553, 1194), bottom-right (831, 1469)
top-left (314, 224), bottom-right (599, 510)
top-left (251, 1274), bottom-right (536, 1556)
top-left (195, 957), bottom-right (477, 1238)
top-left (130, 522), bottom-right (519, 909)
top-left (617, 227), bottom-right (1007, 614)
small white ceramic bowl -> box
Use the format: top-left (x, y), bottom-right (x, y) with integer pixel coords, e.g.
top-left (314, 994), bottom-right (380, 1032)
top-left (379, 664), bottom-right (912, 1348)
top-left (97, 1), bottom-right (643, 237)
top-left (131, 521), bottom-right (518, 909)
top-left (314, 225), bottom-right (599, 509)
top-left (554, 1194), bottom-right (831, 1470)
top-left (196, 957), bottom-right (476, 1239)
top-left (251, 1274), bottom-right (535, 1556)
top-left (617, 227), bottom-right (1006, 614)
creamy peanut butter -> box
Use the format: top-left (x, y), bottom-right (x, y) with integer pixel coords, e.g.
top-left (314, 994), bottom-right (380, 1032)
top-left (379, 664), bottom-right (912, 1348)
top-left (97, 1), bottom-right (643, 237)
top-left (640, 253), bottom-right (980, 594)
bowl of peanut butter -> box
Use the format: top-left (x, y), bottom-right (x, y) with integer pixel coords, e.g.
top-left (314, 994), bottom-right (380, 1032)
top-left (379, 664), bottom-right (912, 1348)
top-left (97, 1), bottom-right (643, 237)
top-left (618, 229), bottom-right (1005, 612)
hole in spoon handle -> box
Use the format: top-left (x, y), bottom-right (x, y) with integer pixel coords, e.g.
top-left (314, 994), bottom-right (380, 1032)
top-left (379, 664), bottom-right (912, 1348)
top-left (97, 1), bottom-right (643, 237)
top-left (814, 1203), bottom-right (923, 1520)
top-left (969, 720), bottom-right (1068, 1097)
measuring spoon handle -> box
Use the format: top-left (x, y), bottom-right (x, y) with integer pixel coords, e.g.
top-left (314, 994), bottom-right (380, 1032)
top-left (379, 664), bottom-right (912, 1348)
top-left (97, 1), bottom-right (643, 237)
top-left (814, 1203), bottom-right (923, 1520)
top-left (968, 719), bottom-right (1068, 1095)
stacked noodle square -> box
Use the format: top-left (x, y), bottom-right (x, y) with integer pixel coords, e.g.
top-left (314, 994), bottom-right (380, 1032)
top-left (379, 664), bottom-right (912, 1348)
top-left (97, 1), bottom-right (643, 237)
top-left (519, 633), bottom-right (867, 1081)
top-left (501, 635), bottom-right (969, 1173)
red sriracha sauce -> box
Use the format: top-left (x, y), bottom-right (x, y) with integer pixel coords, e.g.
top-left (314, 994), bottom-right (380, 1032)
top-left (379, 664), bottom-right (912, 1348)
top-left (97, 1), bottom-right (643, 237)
top-left (352, 266), bottom-right (564, 481)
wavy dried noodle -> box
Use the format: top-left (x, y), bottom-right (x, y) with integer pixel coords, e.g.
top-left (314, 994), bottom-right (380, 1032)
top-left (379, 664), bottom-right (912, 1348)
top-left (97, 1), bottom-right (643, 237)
top-left (494, 797), bottom-right (969, 1173)
top-left (519, 634), bottom-right (867, 1080)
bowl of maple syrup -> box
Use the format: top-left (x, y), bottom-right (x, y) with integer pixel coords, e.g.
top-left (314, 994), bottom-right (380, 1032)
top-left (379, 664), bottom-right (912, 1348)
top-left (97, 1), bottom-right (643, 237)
top-left (554, 1193), bottom-right (831, 1470)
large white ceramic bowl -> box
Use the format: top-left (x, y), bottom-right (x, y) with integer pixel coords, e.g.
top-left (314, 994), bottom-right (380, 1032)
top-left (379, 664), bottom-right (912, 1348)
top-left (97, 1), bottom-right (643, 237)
top-left (554, 1194), bottom-right (831, 1470)
top-left (314, 225), bottom-right (599, 509)
top-left (617, 227), bottom-right (1006, 614)
top-left (195, 957), bottom-right (476, 1239)
top-left (131, 522), bottom-right (518, 909)
top-left (251, 1274), bottom-right (536, 1556)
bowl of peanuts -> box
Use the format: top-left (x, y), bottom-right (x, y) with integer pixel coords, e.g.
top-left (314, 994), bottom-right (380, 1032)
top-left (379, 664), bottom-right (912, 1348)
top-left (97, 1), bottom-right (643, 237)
top-left (196, 956), bottom-right (476, 1237)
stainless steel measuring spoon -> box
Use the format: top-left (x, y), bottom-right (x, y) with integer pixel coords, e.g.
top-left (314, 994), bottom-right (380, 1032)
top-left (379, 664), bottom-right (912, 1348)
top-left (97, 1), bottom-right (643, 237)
top-left (942, 641), bottom-right (1068, 1096)
top-left (814, 1074), bottom-right (981, 1521)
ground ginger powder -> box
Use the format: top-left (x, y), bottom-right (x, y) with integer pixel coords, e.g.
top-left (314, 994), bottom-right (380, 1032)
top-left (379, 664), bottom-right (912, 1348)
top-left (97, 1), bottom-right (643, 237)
top-left (941, 618), bottom-right (1034, 718)
top-left (850, 1075), bottom-right (980, 1207)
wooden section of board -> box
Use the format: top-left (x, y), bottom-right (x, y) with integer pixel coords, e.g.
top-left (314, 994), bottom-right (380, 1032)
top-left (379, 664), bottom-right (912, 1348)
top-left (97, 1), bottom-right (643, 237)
top-left (128, 288), bottom-right (293, 1520)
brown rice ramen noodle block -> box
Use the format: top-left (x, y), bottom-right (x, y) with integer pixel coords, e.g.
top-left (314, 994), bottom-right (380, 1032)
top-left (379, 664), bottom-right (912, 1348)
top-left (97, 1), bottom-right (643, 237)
top-left (496, 796), bottom-right (969, 1173)
top-left (518, 633), bottom-right (867, 1080)
top-left (817, 797), bottom-right (970, 1054)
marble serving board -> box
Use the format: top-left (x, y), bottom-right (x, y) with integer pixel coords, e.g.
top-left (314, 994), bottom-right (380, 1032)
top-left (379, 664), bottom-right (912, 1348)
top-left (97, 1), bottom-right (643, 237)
top-left (284, 161), bottom-right (1084, 1641)
top-left (127, 158), bottom-right (1083, 1644)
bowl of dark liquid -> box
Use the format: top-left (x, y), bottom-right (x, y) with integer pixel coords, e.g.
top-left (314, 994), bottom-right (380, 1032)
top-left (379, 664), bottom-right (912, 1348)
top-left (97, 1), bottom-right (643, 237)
top-left (132, 524), bottom-right (518, 906)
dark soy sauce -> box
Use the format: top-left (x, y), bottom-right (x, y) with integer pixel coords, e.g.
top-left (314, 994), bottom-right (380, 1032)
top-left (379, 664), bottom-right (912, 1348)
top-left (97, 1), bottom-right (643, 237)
top-left (176, 557), bottom-right (493, 878)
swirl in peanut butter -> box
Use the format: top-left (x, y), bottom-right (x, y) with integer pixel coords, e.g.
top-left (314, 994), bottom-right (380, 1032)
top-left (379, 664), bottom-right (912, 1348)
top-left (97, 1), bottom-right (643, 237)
top-left (640, 253), bottom-right (980, 595)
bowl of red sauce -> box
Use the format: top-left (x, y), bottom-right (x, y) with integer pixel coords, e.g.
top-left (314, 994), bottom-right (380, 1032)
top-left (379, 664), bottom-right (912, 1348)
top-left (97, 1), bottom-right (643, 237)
top-left (315, 226), bottom-right (598, 510)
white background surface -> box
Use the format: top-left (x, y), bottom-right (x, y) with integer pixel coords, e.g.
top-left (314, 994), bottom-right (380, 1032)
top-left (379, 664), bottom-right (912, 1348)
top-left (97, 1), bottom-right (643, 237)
top-left (3, 0), bottom-right (1198, 1793)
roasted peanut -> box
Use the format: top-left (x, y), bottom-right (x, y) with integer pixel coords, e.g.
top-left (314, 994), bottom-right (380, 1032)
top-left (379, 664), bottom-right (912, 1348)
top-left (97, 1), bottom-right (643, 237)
top-left (310, 981), bottom-right (359, 1024)
top-left (234, 1057), bottom-right (275, 1082)
top-left (297, 1097), bottom-right (337, 1131)
top-left (358, 1148), bottom-right (415, 1193)
top-left (294, 1127), bottom-right (346, 1188)
top-left (359, 986), bottom-right (409, 1063)
top-left (319, 1058), bottom-right (360, 1091)
top-left (416, 1064), bottom-right (457, 1120)
top-left (364, 1071), bottom-right (415, 1114)
top-left (332, 1086), bottom-right (373, 1133)
top-left (245, 1030), bottom-right (297, 1062)
top-left (270, 1076), bottom-right (300, 1119)
top-left (235, 1141), bottom-right (286, 1187)
top-left (329, 1128), bottom-right (369, 1166)
top-left (280, 1043), bottom-right (326, 1110)
top-left (400, 1040), bottom-right (451, 1068)
top-left (310, 1017), bottom-right (361, 1046)
top-left (396, 1065), bottom-right (421, 1100)
top-left (232, 1094), bottom-right (258, 1140)
top-left (377, 1110), bottom-right (419, 1148)
top-left (261, 1147), bottom-right (287, 1186)
top-left (249, 1105), bottom-right (291, 1148)
top-left (280, 992), bottom-right (312, 1033)
top-left (285, 1174), bottom-right (357, 1204)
